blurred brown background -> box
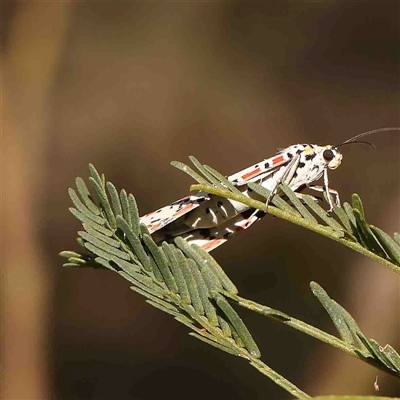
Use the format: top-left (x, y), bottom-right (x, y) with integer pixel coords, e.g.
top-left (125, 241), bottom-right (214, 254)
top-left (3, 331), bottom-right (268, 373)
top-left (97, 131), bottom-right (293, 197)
top-left (2, 2), bottom-right (399, 399)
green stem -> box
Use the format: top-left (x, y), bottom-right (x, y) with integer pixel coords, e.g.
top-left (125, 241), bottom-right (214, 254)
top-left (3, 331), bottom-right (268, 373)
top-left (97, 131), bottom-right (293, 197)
top-left (190, 184), bottom-right (400, 274)
top-left (248, 358), bottom-right (311, 399)
top-left (180, 299), bottom-right (311, 398)
top-left (229, 293), bottom-right (400, 379)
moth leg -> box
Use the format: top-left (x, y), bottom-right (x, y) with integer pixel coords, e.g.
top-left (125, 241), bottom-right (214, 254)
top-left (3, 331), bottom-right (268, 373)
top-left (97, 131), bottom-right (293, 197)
top-left (183, 211), bottom-right (262, 252)
top-left (265, 154), bottom-right (301, 208)
top-left (308, 185), bottom-right (340, 211)
top-left (245, 155), bottom-right (300, 226)
top-left (294, 192), bottom-right (322, 203)
top-left (307, 169), bottom-right (340, 211)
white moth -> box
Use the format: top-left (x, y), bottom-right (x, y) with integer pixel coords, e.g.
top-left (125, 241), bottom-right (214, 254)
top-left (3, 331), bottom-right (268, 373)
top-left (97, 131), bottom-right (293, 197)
top-left (140, 128), bottom-right (399, 252)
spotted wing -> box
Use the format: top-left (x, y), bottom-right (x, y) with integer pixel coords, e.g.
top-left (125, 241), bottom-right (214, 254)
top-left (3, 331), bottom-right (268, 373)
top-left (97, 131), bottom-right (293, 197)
top-left (228, 147), bottom-right (297, 186)
top-left (140, 193), bottom-right (209, 234)
top-left (180, 209), bottom-right (264, 252)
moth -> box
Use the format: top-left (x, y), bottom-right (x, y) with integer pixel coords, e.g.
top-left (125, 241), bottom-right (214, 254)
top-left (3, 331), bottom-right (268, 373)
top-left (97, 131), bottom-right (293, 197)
top-left (140, 127), bottom-right (399, 252)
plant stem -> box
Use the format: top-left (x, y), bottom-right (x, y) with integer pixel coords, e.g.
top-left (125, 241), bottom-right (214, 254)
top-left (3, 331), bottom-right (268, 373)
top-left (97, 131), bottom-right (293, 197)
top-left (229, 293), bottom-right (400, 379)
top-left (190, 184), bottom-right (400, 274)
top-left (248, 358), bottom-right (311, 399)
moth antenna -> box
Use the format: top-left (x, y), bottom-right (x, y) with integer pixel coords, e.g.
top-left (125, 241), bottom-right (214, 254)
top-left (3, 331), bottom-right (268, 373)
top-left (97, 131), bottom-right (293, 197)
top-left (341, 127), bottom-right (400, 145)
top-left (336, 140), bottom-right (376, 149)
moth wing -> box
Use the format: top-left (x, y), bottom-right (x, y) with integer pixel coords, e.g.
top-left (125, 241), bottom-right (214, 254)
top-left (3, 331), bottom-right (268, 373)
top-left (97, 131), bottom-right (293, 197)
top-left (188, 212), bottom-right (262, 252)
top-left (140, 193), bottom-right (209, 234)
top-left (228, 150), bottom-right (293, 186)
top-left (191, 237), bottom-right (228, 253)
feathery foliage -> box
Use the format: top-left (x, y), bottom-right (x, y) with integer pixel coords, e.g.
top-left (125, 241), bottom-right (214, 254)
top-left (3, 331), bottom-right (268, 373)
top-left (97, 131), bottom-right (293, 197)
top-left (179, 156), bottom-right (400, 273)
top-left (61, 162), bottom-right (400, 398)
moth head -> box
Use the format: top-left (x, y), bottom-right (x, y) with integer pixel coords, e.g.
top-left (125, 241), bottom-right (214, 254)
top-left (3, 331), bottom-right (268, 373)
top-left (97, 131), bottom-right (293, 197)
top-left (321, 145), bottom-right (343, 170)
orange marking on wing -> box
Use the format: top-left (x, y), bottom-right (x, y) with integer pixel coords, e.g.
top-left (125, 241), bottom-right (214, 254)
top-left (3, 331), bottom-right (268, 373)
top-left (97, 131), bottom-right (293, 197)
top-left (235, 216), bottom-right (258, 231)
top-left (175, 203), bottom-right (195, 217)
top-left (202, 239), bottom-right (226, 252)
top-left (234, 220), bottom-right (247, 231)
top-left (272, 155), bottom-right (285, 165)
top-left (149, 222), bottom-right (162, 232)
top-left (242, 167), bottom-right (261, 180)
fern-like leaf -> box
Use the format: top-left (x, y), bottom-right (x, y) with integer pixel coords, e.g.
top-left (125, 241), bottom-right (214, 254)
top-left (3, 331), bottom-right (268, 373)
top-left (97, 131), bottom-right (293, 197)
top-left (173, 157), bottom-right (400, 273)
top-left (60, 164), bottom-right (261, 361)
top-left (61, 163), bottom-right (400, 397)
top-left (311, 282), bottom-right (400, 377)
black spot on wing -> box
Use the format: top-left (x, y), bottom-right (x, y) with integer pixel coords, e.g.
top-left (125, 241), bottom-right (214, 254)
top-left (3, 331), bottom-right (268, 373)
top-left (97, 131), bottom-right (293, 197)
top-left (241, 208), bottom-right (266, 220)
top-left (264, 162), bottom-right (270, 168)
top-left (305, 153), bottom-right (316, 161)
top-left (298, 162), bottom-right (306, 168)
top-left (241, 209), bottom-right (254, 219)
top-left (199, 228), bottom-right (211, 238)
top-left (287, 153), bottom-right (293, 159)
top-left (255, 210), bottom-right (267, 218)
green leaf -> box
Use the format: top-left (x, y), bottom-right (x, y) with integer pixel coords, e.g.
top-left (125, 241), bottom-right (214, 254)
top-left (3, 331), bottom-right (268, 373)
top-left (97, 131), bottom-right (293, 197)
top-left (146, 299), bottom-right (180, 317)
top-left (381, 344), bottom-right (400, 372)
top-left (343, 202), bottom-right (357, 229)
top-left (332, 205), bottom-right (353, 235)
top-left (116, 216), bottom-right (151, 271)
top-left (110, 258), bottom-right (141, 275)
top-left (248, 183), bottom-right (298, 215)
top-left (214, 294), bottom-right (260, 358)
top-left (356, 334), bottom-right (400, 376)
top-left (310, 282), bottom-right (362, 347)
top-left (106, 181), bottom-right (123, 217)
top-left (143, 234), bottom-right (178, 292)
top-left (189, 156), bottom-right (225, 189)
top-left (191, 244), bottom-right (238, 294)
top-left (162, 242), bottom-right (191, 304)
top-left (79, 227), bottom-right (120, 248)
top-left (187, 259), bottom-right (219, 327)
top-left (189, 332), bottom-right (241, 356)
top-left (75, 177), bottom-right (101, 215)
top-left (351, 194), bottom-right (365, 220)
top-left (119, 189), bottom-right (132, 228)
top-left (170, 160), bottom-right (209, 185)
top-left (88, 163), bottom-right (103, 188)
top-left (302, 196), bottom-right (344, 234)
top-left (174, 237), bottom-right (222, 294)
top-left (95, 257), bottom-right (117, 271)
top-left (353, 209), bottom-right (387, 258)
top-left (88, 177), bottom-right (116, 229)
top-left (370, 225), bottom-right (400, 265)
top-left (280, 184), bottom-right (318, 223)
top-left (60, 250), bottom-right (83, 259)
top-left (203, 164), bottom-right (243, 195)
top-left (176, 249), bottom-right (203, 314)
top-left (128, 194), bottom-right (140, 235)
top-left (83, 241), bottom-right (130, 262)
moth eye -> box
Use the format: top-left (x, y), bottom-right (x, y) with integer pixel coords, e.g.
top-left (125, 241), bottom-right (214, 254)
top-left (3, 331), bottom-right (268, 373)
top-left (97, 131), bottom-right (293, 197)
top-left (323, 149), bottom-right (334, 161)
